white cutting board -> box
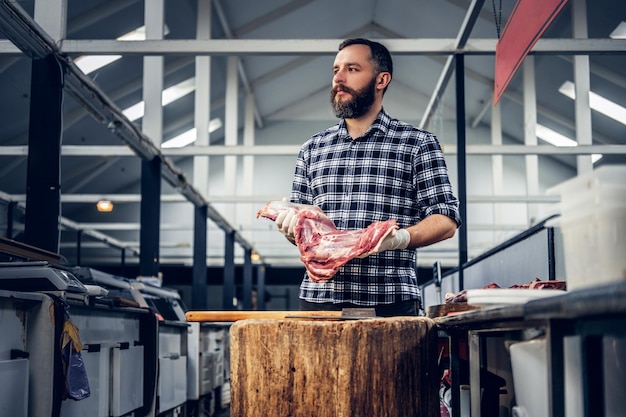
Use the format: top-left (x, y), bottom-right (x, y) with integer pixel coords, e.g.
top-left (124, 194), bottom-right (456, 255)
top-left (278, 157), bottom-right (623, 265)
top-left (466, 288), bottom-right (565, 306)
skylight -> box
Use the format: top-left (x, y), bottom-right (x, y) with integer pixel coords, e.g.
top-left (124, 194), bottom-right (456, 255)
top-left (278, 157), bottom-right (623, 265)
top-left (74, 26), bottom-right (147, 75)
top-left (609, 21), bottom-right (626, 39)
top-left (122, 77), bottom-right (196, 122)
top-left (161, 118), bottom-right (223, 149)
top-left (536, 123), bottom-right (602, 163)
top-left (536, 124), bottom-right (577, 147)
top-left (558, 81), bottom-right (626, 126)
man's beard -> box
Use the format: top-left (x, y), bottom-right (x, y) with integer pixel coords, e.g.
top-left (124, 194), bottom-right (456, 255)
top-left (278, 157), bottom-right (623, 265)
top-left (330, 76), bottom-right (376, 119)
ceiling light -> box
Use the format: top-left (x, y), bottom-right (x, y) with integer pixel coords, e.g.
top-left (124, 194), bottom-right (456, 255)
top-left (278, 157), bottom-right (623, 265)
top-left (122, 77), bottom-right (197, 122)
top-left (161, 129), bottom-right (197, 149)
top-left (558, 81), bottom-right (626, 126)
top-left (122, 101), bottom-right (145, 122)
top-left (75, 26), bottom-right (148, 75)
top-left (96, 200), bottom-right (114, 212)
top-left (536, 123), bottom-right (603, 163)
top-left (536, 124), bottom-right (577, 147)
top-left (75, 55), bottom-right (122, 74)
top-left (161, 118), bottom-right (223, 148)
top-left (161, 78), bottom-right (196, 105)
top-left (610, 21), bottom-right (626, 39)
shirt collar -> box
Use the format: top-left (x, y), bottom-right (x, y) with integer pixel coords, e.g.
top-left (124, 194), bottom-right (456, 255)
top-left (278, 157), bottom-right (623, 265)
top-left (337, 108), bottom-right (391, 140)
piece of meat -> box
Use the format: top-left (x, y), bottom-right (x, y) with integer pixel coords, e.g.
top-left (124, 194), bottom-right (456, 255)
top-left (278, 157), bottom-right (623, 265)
top-left (445, 282), bottom-right (501, 303)
top-left (256, 201), bottom-right (398, 282)
top-left (528, 279), bottom-right (567, 290)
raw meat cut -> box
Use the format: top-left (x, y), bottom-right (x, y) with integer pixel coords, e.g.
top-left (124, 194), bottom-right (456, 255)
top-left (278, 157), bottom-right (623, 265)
top-left (256, 201), bottom-right (398, 282)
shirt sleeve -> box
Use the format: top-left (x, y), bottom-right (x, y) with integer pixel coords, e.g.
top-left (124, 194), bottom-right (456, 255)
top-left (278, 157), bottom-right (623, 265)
top-left (414, 132), bottom-right (462, 227)
top-left (291, 140), bottom-right (314, 205)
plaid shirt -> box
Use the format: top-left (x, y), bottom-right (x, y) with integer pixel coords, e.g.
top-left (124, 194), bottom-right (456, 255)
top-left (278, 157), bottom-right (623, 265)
top-left (291, 109), bottom-right (460, 306)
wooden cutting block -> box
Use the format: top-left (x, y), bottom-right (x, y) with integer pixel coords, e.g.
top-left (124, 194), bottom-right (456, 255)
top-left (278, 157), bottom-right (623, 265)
top-left (229, 317), bottom-right (439, 417)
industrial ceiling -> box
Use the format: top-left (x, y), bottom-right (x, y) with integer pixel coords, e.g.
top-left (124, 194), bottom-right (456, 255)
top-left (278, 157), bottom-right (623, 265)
top-left (0, 0), bottom-right (624, 273)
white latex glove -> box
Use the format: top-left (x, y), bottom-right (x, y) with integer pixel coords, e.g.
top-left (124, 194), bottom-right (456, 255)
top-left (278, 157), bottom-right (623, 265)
top-left (275, 206), bottom-right (298, 240)
top-left (360, 228), bottom-right (411, 258)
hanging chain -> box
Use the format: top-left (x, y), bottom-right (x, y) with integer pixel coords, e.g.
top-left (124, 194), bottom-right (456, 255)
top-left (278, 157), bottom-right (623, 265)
top-left (492, 0), bottom-right (503, 39)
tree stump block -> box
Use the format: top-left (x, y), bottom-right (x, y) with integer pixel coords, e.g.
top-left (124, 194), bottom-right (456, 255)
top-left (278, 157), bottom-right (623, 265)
top-left (230, 317), bottom-right (439, 417)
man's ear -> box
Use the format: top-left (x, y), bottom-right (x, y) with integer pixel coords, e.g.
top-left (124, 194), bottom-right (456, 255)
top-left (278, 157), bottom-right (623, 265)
top-left (377, 72), bottom-right (391, 91)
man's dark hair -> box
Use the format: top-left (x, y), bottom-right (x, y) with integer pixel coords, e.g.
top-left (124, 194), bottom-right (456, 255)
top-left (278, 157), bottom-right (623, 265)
top-left (338, 38), bottom-right (393, 78)
top-left (339, 38), bottom-right (393, 94)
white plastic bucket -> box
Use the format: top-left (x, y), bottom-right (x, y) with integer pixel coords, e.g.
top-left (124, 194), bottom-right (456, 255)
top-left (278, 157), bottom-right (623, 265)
top-left (547, 165), bottom-right (626, 290)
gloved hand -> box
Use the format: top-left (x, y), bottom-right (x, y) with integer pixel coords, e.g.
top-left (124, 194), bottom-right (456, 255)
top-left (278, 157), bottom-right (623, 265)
top-left (378, 228), bottom-right (411, 252)
top-left (275, 206), bottom-right (298, 240)
top-left (359, 228), bottom-right (411, 257)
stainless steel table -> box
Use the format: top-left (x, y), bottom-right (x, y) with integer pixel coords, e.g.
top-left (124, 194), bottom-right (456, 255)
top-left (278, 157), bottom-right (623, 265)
top-left (435, 281), bottom-right (626, 417)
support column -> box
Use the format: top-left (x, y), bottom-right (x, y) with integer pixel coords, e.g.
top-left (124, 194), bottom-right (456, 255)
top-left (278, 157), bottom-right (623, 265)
top-left (242, 248), bottom-right (253, 310)
top-left (76, 230), bottom-right (82, 266)
top-left (191, 0), bottom-right (211, 311)
top-left (523, 57), bottom-right (539, 224)
top-left (139, 0), bottom-right (164, 277)
top-left (139, 157), bottom-right (161, 277)
top-left (34, 0), bottom-right (67, 41)
top-left (223, 230), bottom-right (236, 310)
top-left (242, 93), bottom-right (256, 222)
top-left (193, 0), bottom-right (211, 199)
top-left (455, 55), bottom-right (468, 289)
top-left (490, 100), bottom-right (504, 245)
top-left (143, 0), bottom-right (164, 147)
top-left (6, 201), bottom-right (15, 238)
top-left (192, 205), bottom-right (208, 310)
top-left (256, 264), bottom-right (266, 310)
top-left (224, 56), bottom-right (239, 224)
top-left (24, 54), bottom-right (64, 253)
top-left (572, 0), bottom-right (593, 174)
top-left (121, 248), bottom-right (126, 278)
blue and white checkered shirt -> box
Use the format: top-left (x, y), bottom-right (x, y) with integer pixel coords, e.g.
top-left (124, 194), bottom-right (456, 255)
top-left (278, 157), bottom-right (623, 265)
top-left (291, 109), bottom-right (460, 306)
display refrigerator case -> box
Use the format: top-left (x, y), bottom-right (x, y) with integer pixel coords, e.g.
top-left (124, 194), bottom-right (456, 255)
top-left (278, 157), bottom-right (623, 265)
top-left (0, 262), bottom-right (158, 417)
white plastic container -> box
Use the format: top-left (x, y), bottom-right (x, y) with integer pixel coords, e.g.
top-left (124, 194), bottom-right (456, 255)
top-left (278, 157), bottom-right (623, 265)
top-left (509, 339), bottom-right (550, 417)
top-left (547, 165), bottom-right (626, 290)
top-left (509, 338), bottom-right (583, 417)
top-left (510, 336), bottom-right (625, 417)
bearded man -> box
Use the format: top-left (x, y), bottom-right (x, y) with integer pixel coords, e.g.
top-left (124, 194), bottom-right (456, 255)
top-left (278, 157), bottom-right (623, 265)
top-left (275, 38), bottom-right (461, 317)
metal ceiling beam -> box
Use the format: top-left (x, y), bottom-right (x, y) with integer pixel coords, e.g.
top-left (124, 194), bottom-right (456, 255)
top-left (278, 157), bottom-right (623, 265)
top-left (442, 144), bottom-right (626, 155)
top-left (2, 56), bottom-right (195, 146)
top-left (60, 241), bottom-right (200, 249)
top-left (62, 254), bottom-right (279, 267)
top-left (60, 217), bottom-right (139, 255)
top-left (6, 193), bottom-right (559, 205)
top-left (213, 0), bottom-right (264, 128)
top-left (63, 218), bottom-right (542, 232)
top-left (68, 223), bottom-right (195, 231)
top-left (463, 77), bottom-right (617, 146)
top-left (3, 144), bottom-right (625, 156)
top-left (0, 4), bottom-right (55, 58)
top-left (420, 0), bottom-right (485, 129)
top-left (55, 38), bottom-right (626, 56)
top-left (0, 190), bottom-right (140, 255)
top-left (559, 55), bottom-right (626, 89)
top-left (0, 0), bottom-right (255, 253)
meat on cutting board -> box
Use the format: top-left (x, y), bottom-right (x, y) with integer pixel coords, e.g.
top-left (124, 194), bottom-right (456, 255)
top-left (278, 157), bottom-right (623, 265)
top-left (257, 200), bottom-right (398, 282)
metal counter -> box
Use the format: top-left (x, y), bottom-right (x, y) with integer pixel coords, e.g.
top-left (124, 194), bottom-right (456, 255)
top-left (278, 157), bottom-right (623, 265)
top-left (435, 281), bottom-right (626, 417)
